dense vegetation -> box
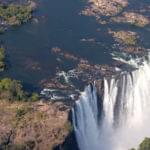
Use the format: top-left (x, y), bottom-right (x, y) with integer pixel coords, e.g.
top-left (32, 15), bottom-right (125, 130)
top-left (130, 137), bottom-right (150, 150)
top-left (0, 4), bottom-right (32, 26)
top-left (0, 47), bottom-right (5, 71)
top-left (0, 78), bottom-right (39, 101)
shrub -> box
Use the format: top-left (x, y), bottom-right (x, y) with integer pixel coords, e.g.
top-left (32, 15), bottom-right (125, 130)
top-left (16, 108), bottom-right (27, 119)
top-left (30, 93), bottom-right (39, 102)
top-left (139, 137), bottom-right (150, 150)
top-left (0, 47), bottom-right (5, 71)
top-left (129, 137), bottom-right (150, 150)
top-left (64, 121), bottom-right (73, 132)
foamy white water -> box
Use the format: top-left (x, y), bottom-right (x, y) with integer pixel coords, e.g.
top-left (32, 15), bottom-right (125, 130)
top-left (72, 54), bottom-right (150, 150)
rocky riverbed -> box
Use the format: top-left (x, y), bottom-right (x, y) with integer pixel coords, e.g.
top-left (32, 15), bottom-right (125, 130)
top-left (81, 0), bottom-right (128, 18)
top-left (81, 0), bottom-right (150, 26)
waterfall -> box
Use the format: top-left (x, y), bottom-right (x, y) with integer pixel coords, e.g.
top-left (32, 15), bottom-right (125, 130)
top-left (72, 55), bottom-right (150, 150)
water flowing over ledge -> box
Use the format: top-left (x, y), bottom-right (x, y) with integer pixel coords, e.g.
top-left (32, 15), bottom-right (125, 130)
top-left (72, 54), bottom-right (150, 150)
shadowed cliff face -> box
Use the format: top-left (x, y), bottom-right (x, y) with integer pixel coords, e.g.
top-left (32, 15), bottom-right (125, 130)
top-left (53, 109), bottom-right (79, 150)
top-left (53, 131), bottom-right (79, 150)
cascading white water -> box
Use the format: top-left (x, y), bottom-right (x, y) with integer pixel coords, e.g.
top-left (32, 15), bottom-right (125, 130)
top-left (72, 55), bottom-right (150, 150)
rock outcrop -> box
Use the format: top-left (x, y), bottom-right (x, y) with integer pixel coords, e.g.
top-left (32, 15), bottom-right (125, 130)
top-left (0, 100), bottom-right (71, 150)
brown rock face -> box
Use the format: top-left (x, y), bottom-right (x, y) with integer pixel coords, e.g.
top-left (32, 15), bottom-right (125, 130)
top-left (0, 100), bottom-right (71, 150)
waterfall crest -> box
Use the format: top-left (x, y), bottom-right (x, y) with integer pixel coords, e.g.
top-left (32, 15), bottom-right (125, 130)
top-left (73, 56), bottom-right (150, 150)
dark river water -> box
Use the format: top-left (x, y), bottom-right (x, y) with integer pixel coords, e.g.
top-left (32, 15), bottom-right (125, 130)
top-left (0, 0), bottom-right (149, 92)
top-left (0, 0), bottom-right (114, 91)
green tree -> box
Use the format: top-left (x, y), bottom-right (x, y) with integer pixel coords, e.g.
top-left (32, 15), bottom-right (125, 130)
top-left (138, 137), bottom-right (150, 150)
top-left (0, 4), bottom-right (33, 26)
top-left (129, 137), bottom-right (150, 150)
top-left (0, 78), bottom-right (25, 100)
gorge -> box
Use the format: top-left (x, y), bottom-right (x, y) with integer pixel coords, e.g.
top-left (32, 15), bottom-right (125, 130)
top-left (0, 0), bottom-right (150, 149)
top-left (73, 53), bottom-right (150, 150)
